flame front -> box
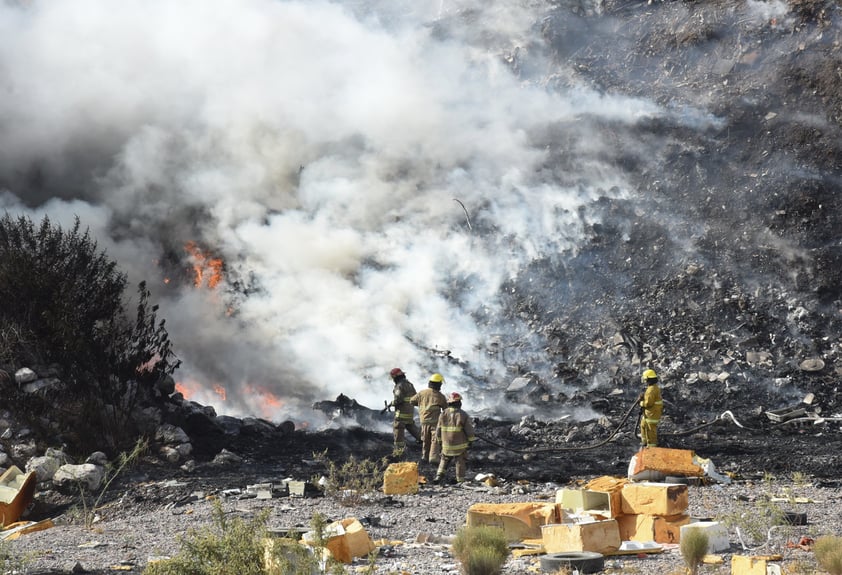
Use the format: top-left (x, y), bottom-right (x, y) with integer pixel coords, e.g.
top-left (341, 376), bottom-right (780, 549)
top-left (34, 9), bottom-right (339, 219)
top-left (185, 241), bottom-right (224, 288)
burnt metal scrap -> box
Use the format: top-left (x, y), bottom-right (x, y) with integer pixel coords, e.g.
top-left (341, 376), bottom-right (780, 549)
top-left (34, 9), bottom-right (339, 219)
top-left (312, 393), bottom-right (392, 428)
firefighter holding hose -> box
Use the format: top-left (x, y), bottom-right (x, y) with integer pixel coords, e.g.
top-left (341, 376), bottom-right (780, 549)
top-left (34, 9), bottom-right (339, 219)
top-left (639, 369), bottom-right (663, 447)
top-left (410, 373), bottom-right (448, 467)
top-left (386, 368), bottom-right (422, 456)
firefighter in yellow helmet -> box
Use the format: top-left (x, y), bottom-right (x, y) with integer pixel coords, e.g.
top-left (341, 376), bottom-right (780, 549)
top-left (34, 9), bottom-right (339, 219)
top-left (433, 391), bottom-right (476, 485)
top-left (410, 373), bottom-right (448, 467)
top-left (639, 369), bottom-right (663, 447)
top-left (388, 368), bottom-right (421, 456)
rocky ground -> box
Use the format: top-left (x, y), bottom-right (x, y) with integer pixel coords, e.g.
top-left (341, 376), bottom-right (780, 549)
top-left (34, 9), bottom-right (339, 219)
top-left (7, 421), bottom-right (842, 575)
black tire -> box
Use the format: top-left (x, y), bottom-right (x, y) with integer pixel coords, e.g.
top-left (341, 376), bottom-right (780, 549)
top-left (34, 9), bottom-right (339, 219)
top-left (540, 551), bottom-right (605, 573)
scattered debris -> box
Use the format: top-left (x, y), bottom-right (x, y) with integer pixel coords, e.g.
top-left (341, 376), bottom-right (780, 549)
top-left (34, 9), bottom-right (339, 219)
top-left (0, 466), bottom-right (35, 527)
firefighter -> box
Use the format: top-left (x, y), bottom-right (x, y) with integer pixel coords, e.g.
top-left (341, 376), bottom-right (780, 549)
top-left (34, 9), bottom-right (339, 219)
top-left (388, 367), bottom-right (421, 456)
top-left (410, 373), bottom-right (448, 466)
top-left (433, 391), bottom-right (476, 485)
top-left (639, 368), bottom-right (663, 447)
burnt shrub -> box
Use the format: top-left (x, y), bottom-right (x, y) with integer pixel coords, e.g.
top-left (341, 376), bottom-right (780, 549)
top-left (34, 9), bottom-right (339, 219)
top-left (0, 213), bottom-right (180, 454)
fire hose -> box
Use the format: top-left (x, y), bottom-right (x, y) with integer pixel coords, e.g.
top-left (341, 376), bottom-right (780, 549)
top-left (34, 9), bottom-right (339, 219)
top-left (474, 400), bottom-right (790, 454)
top-left (475, 398), bottom-right (641, 453)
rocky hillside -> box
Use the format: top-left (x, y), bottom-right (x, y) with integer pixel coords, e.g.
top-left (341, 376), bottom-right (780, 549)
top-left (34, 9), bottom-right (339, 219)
top-left (461, 0), bottom-right (842, 425)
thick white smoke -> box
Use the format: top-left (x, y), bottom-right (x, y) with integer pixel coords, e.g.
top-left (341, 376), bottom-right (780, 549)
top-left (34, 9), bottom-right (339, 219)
top-left (0, 0), bottom-right (668, 424)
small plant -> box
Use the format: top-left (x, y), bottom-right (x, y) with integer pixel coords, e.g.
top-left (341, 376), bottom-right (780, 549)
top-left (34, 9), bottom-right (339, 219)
top-left (680, 527), bottom-right (709, 575)
top-left (452, 525), bottom-right (509, 575)
top-left (143, 499), bottom-right (323, 575)
top-left (301, 512), bottom-right (345, 574)
top-left (81, 438), bottom-right (148, 529)
top-left (815, 535), bottom-right (842, 575)
top-left (143, 499), bottom-right (268, 575)
top-left (318, 454), bottom-right (389, 506)
top-left (720, 479), bottom-right (791, 550)
top-left (791, 471), bottom-right (809, 488)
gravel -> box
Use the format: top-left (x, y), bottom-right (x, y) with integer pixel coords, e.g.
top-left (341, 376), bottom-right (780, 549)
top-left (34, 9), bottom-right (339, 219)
top-left (9, 461), bottom-right (839, 575)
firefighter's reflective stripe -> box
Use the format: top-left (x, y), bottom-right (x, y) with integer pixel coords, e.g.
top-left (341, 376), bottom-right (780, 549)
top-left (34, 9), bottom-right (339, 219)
top-left (442, 442), bottom-right (469, 455)
top-left (437, 407), bottom-right (476, 457)
top-left (644, 417), bottom-right (660, 424)
top-left (395, 412), bottom-right (414, 422)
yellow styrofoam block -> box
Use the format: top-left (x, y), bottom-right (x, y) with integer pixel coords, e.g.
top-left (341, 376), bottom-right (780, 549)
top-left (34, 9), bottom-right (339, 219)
top-left (730, 555), bottom-right (781, 575)
top-left (616, 513), bottom-right (691, 544)
top-left (630, 447), bottom-right (703, 477)
top-left (541, 520), bottom-right (621, 554)
top-left (382, 462), bottom-right (419, 495)
top-left (585, 476), bottom-right (629, 493)
top-left (466, 502), bottom-right (562, 542)
top-left (620, 482), bottom-right (689, 516)
top-left (302, 517), bottom-right (375, 564)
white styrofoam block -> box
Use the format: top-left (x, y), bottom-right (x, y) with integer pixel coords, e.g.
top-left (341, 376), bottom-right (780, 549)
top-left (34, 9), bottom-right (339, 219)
top-left (680, 521), bottom-right (729, 553)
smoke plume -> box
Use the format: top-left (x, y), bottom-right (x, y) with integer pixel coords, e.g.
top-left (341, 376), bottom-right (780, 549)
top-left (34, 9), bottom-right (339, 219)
top-left (0, 0), bottom-right (693, 423)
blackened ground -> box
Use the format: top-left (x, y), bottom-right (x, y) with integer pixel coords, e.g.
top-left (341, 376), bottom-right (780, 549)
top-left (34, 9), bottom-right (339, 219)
top-left (181, 408), bottom-right (842, 490)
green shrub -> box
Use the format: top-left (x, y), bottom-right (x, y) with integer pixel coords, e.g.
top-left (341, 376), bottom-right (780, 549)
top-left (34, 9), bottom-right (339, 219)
top-left (461, 545), bottom-right (509, 575)
top-left (680, 527), bottom-right (709, 575)
top-left (452, 525), bottom-right (509, 575)
top-left (144, 500), bottom-right (322, 575)
top-left (815, 535), bottom-right (842, 575)
top-left (143, 501), bottom-right (268, 575)
top-left (318, 453), bottom-right (389, 506)
top-left (0, 213), bottom-right (180, 453)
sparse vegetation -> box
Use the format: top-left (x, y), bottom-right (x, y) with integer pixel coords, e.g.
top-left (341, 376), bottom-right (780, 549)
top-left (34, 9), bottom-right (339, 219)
top-left (316, 453), bottom-right (389, 506)
top-left (142, 499), bottom-right (270, 575)
top-left (719, 474), bottom-right (797, 550)
top-left (142, 500), bottom-right (324, 575)
top-left (815, 535), bottom-right (842, 575)
top-left (0, 213), bottom-right (180, 454)
top-left (81, 438), bottom-right (148, 529)
top-left (451, 525), bottom-right (509, 575)
top-left (680, 527), bottom-right (709, 575)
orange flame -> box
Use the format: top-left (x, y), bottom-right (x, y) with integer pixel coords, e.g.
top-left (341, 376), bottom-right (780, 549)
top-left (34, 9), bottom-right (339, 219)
top-left (185, 241), bottom-right (224, 289)
top-left (176, 379), bottom-right (228, 403)
top-left (175, 380), bottom-right (200, 399)
top-left (244, 383), bottom-right (285, 418)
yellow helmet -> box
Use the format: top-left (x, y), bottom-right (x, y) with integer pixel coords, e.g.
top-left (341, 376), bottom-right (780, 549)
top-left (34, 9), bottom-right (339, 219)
top-left (641, 369), bottom-right (658, 383)
top-left (429, 373), bottom-right (445, 384)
